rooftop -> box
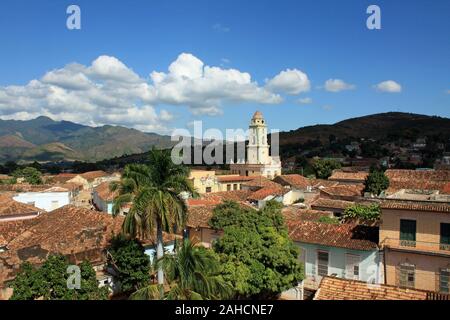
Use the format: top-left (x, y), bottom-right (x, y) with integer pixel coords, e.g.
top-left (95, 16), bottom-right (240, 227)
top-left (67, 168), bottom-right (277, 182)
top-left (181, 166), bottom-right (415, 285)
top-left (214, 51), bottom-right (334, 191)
top-left (319, 184), bottom-right (364, 197)
top-left (94, 182), bottom-right (118, 201)
top-left (314, 277), bottom-right (431, 300)
top-left (247, 186), bottom-right (287, 201)
top-left (311, 198), bottom-right (355, 210)
top-left (0, 193), bottom-right (40, 218)
top-left (328, 171), bottom-right (368, 182)
top-left (287, 220), bottom-right (378, 251)
top-left (380, 200), bottom-right (450, 213)
top-left (273, 174), bottom-right (311, 189)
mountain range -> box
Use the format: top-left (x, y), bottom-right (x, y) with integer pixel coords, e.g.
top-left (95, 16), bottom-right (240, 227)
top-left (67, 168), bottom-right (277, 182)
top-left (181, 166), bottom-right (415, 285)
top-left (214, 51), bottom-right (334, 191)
top-left (0, 112), bottom-right (449, 163)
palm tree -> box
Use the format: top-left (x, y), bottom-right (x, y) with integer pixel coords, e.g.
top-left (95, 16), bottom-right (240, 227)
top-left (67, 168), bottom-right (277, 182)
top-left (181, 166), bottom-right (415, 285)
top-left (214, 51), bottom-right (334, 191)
top-left (111, 148), bottom-right (195, 286)
top-left (130, 239), bottom-right (232, 300)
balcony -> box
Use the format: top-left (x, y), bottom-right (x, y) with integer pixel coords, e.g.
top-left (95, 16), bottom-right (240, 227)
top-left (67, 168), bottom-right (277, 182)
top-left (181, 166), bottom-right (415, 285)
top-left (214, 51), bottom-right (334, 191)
top-left (381, 238), bottom-right (450, 257)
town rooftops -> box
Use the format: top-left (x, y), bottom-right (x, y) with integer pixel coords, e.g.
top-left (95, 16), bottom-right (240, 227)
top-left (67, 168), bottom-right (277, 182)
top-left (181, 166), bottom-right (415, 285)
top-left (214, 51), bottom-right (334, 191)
top-left (286, 220), bottom-right (378, 251)
top-left (311, 198), bottom-right (355, 211)
top-left (385, 169), bottom-right (450, 193)
top-left (319, 184), bottom-right (364, 198)
top-left (247, 186), bottom-right (288, 201)
top-left (0, 193), bottom-right (40, 219)
top-left (273, 174), bottom-right (310, 190)
top-left (314, 276), bottom-right (447, 300)
top-left (186, 205), bottom-right (215, 228)
top-left (328, 171), bottom-right (368, 182)
top-left (310, 179), bottom-right (340, 189)
top-left (282, 207), bottom-right (333, 222)
top-left (380, 200), bottom-right (450, 213)
top-left (94, 182), bottom-right (118, 202)
top-left (241, 176), bottom-right (280, 188)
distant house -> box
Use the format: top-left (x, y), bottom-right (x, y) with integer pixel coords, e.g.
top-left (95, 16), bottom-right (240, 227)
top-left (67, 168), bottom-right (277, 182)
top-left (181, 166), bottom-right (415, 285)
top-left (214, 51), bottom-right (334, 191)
top-left (247, 186), bottom-right (300, 209)
top-left (319, 184), bottom-right (364, 202)
top-left (286, 211), bottom-right (382, 290)
top-left (12, 185), bottom-right (77, 212)
top-left (92, 182), bottom-right (118, 214)
top-left (385, 169), bottom-right (450, 195)
top-left (53, 170), bottom-right (112, 191)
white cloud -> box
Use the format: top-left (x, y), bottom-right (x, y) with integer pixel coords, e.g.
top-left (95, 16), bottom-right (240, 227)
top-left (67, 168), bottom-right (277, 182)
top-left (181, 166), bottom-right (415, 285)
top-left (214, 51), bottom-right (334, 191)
top-left (324, 79), bottom-right (355, 92)
top-left (374, 80), bottom-right (402, 93)
top-left (265, 69), bottom-right (310, 95)
top-left (0, 53), bottom-right (287, 132)
top-left (297, 97), bottom-right (312, 104)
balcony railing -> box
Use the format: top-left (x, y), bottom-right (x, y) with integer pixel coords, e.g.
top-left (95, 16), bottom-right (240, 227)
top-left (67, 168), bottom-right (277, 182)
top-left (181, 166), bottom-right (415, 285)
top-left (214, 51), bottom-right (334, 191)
top-left (381, 238), bottom-right (450, 256)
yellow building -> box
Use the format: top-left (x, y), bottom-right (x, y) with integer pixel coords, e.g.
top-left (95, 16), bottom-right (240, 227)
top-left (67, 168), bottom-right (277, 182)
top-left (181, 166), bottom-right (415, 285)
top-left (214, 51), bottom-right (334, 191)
top-left (379, 200), bottom-right (450, 293)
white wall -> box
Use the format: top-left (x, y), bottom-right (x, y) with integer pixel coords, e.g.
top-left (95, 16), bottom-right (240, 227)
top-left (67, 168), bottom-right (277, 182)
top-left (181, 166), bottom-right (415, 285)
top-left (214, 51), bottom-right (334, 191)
top-left (13, 192), bottom-right (71, 212)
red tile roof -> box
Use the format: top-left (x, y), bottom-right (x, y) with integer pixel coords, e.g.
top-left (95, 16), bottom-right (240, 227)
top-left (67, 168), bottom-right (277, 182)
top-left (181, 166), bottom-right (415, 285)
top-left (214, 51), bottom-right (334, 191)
top-left (273, 174), bottom-right (311, 189)
top-left (385, 169), bottom-right (450, 193)
top-left (328, 171), bottom-right (368, 182)
top-left (0, 193), bottom-right (40, 218)
top-left (94, 182), bottom-right (118, 201)
top-left (319, 184), bottom-right (364, 197)
top-left (203, 190), bottom-right (252, 203)
top-left (310, 179), bottom-right (340, 189)
top-left (314, 277), bottom-right (429, 300)
top-left (241, 176), bottom-right (281, 188)
top-left (311, 198), bottom-right (355, 210)
top-left (287, 220), bottom-right (378, 251)
top-left (381, 200), bottom-right (450, 213)
top-left (247, 186), bottom-right (288, 201)
top-left (186, 205), bottom-right (215, 228)
top-left (282, 207), bottom-right (333, 222)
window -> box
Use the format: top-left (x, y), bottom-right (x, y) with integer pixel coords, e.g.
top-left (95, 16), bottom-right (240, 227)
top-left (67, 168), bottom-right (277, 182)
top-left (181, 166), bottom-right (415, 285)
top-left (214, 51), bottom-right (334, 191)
top-left (398, 263), bottom-right (415, 288)
top-left (205, 187), bottom-right (212, 193)
top-left (233, 184), bottom-right (238, 190)
top-left (317, 251), bottom-right (329, 277)
top-left (440, 223), bottom-right (450, 251)
top-left (440, 268), bottom-right (450, 293)
top-left (400, 219), bottom-right (416, 247)
top-left (345, 254), bottom-right (361, 280)
top-left (226, 184), bottom-right (231, 191)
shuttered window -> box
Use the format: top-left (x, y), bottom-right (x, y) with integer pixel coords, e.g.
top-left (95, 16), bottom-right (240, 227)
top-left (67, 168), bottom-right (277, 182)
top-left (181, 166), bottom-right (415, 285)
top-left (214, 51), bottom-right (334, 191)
top-left (440, 223), bottom-right (450, 250)
top-left (440, 269), bottom-right (450, 293)
top-left (399, 263), bottom-right (415, 288)
top-left (400, 219), bottom-right (416, 247)
top-left (317, 251), bottom-right (329, 277)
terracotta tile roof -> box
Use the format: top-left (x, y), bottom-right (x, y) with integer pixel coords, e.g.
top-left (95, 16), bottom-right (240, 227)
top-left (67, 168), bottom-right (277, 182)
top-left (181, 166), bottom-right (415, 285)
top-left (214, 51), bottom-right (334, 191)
top-left (311, 198), bottom-right (355, 210)
top-left (273, 174), bottom-right (311, 189)
top-left (315, 277), bottom-right (429, 300)
top-left (247, 186), bottom-right (288, 201)
top-left (282, 207), bottom-right (333, 222)
top-left (186, 198), bottom-right (221, 206)
top-left (186, 205), bottom-right (215, 228)
top-left (203, 190), bottom-right (252, 203)
top-left (328, 171), bottom-right (368, 182)
top-left (0, 193), bottom-right (40, 217)
top-left (381, 200), bottom-right (450, 213)
top-left (310, 179), bottom-right (340, 189)
top-left (241, 176), bottom-right (281, 188)
top-left (216, 175), bottom-right (255, 183)
top-left (385, 169), bottom-right (450, 193)
top-left (320, 184), bottom-right (364, 197)
top-left (80, 170), bottom-right (108, 181)
top-left (94, 182), bottom-right (118, 202)
top-left (443, 182), bottom-right (450, 195)
top-left (287, 220), bottom-right (378, 251)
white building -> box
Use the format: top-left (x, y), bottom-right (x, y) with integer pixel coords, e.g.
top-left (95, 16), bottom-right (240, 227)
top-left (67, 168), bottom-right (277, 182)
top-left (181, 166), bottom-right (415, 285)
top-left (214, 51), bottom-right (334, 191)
top-left (13, 187), bottom-right (73, 212)
top-left (230, 111), bottom-right (282, 179)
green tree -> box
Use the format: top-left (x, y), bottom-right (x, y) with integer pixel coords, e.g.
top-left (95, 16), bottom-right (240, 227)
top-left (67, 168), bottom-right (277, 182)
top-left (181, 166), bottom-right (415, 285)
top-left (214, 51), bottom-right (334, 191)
top-left (10, 255), bottom-right (108, 300)
top-left (211, 201), bottom-right (304, 299)
top-left (343, 203), bottom-right (381, 222)
top-left (111, 149), bottom-right (195, 286)
top-left (312, 159), bottom-right (341, 179)
top-left (131, 240), bottom-right (231, 300)
top-left (107, 235), bottom-right (151, 293)
top-left (12, 166), bottom-right (43, 185)
top-left (364, 170), bottom-right (389, 196)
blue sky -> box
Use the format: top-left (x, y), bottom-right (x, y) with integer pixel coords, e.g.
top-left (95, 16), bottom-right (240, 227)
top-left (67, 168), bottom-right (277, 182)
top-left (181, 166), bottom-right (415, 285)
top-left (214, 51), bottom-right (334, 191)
top-left (0, 0), bottom-right (449, 136)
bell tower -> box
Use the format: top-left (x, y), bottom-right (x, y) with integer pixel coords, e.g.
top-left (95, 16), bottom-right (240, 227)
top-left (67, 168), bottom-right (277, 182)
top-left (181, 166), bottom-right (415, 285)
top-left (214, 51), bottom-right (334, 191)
top-left (247, 111), bottom-right (270, 164)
